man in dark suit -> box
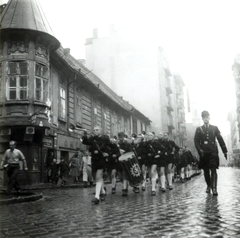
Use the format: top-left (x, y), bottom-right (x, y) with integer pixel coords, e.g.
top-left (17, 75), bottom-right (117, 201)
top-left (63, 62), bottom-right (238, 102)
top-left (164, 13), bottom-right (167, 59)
top-left (194, 111), bottom-right (227, 195)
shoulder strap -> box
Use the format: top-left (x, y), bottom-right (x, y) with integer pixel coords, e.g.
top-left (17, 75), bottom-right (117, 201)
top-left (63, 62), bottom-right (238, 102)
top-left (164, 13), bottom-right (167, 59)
top-left (198, 126), bottom-right (204, 134)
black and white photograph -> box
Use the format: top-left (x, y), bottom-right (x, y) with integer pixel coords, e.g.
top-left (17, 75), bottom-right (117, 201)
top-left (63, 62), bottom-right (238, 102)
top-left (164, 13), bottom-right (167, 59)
top-left (0, 0), bottom-right (240, 237)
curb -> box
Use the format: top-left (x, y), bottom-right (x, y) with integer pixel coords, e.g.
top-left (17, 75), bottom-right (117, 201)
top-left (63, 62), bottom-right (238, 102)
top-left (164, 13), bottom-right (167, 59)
top-left (0, 193), bottom-right (43, 205)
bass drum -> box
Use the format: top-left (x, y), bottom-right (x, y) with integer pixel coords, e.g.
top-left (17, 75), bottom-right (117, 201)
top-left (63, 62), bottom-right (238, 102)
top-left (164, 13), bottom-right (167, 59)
top-left (119, 152), bottom-right (143, 187)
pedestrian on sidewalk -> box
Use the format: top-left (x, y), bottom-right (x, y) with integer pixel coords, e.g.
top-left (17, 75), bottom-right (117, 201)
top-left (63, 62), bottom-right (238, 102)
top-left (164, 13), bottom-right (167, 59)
top-left (194, 110), bottom-right (228, 196)
top-left (69, 149), bottom-right (82, 184)
top-left (48, 158), bottom-right (58, 184)
top-left (58, 157), bottom-right (70, 186)
top-left (82, 150), bottom-right (93, 187)
top-left (1, 141), bottom-right (28, 195)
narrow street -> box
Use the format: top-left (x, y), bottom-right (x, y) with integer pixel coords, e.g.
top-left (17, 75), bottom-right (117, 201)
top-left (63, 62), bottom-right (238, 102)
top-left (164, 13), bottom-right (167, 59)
top-left (1, 167), bottom-right (240, 237)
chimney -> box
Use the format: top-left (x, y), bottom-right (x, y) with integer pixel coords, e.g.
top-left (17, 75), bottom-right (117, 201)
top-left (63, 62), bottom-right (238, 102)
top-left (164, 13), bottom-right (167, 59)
top-left (64, 48), bottom-right (70, 56)
top-left (93, 28), bottom-right (98, 39)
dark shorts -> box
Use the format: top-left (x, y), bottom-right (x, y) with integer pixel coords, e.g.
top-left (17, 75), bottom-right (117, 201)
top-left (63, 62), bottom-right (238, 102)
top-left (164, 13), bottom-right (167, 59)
top-left (155, 156), bottom-right (165, 167)
top-left (138, 158), bottom-right (145, 167)
top-left (92, 157), bottom-right (106, 173)
top-left (179, 161), bottom-right (187, 168)
top-left (145, 154), bottom-right (157, 166)
top-left (107, 159), bottom-right (122, 172)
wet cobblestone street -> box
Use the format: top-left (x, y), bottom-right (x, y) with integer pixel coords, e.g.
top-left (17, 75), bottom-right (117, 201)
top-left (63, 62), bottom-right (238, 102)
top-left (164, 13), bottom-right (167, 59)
top-left (1, 167), bottom-right (240, 238)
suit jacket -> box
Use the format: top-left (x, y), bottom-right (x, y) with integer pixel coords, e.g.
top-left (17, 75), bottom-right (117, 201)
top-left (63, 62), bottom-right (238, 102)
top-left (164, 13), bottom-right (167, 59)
top-left (194, 124), bottom-right (227, 156)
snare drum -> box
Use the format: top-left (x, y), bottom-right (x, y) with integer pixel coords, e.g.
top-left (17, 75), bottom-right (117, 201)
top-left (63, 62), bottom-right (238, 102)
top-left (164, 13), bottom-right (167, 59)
top-left (119, 152), bottom-right (143, 187)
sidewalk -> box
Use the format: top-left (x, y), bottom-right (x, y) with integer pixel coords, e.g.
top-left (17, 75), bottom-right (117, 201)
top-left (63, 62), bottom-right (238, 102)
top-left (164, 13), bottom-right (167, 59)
top-left (0, 180), bottom-right (110, 205)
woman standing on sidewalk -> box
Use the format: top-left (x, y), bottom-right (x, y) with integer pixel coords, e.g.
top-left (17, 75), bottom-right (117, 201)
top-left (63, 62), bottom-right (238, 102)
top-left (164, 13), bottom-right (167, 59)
top-left (69, 150), bottom-right (82, 184)
top-left (82, 150), bottom-right (93, 187)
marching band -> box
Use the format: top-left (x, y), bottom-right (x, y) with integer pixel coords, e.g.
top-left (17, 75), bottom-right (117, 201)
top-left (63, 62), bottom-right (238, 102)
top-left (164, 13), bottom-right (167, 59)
top-left (81, 127), bottom-right (200, 205)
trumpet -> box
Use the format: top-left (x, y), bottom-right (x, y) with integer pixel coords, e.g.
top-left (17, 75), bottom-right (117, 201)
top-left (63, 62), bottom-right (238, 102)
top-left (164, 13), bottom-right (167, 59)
top-left (71, 127), bottom-right (93, 138)
top-left (79, 129), bottom-right (93, 137)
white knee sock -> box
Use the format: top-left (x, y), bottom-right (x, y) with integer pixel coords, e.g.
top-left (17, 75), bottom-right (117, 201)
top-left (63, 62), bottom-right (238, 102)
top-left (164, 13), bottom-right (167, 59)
top-left (101, 180), bottom-right (106, 194)
top-left (95, 180), bottom-right (102, 199)
top-left (151, 177), bottom-right (156, 191)
top-left (123, 180), bottom-right (128, 190)
top-left (160, 175), bottom-right (166, 189)
top-left (168, 174), bottom-right (172, 186)
top-left (112, 177), bottom-right (116, 188)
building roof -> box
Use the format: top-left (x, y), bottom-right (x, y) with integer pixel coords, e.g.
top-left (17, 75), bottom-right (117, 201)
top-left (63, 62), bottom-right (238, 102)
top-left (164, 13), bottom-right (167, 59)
top-left (54, 47), bottom-right (151, 123)
top-left (1, 0), bottom-right (60, 50)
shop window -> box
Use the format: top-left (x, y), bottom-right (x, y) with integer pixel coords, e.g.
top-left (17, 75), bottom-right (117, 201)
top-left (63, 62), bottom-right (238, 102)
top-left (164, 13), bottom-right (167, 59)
top-left (35, 63), bottom-right (49, 102)
top-left (6, 61), bottom-right (28, 100)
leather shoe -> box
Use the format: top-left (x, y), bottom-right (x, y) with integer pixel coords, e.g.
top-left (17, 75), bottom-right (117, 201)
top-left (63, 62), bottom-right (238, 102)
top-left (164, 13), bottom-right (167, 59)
top-left (212, 188), bottom-right (218, 196)
top-left (91, 197), bottom-right (99, 205)
top-left (100, 193), bottom-right (106, 201)
top-left (151, 190), bottom-right (156, 196)
top-left (133, 187), bottom-right (140, 193)
top-left (122, 189), bottom-right (128, 196)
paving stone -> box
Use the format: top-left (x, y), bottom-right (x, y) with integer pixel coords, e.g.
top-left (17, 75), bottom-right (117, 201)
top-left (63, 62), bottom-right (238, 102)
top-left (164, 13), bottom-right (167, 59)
top-left (1, 168), bottom-right (240, 237)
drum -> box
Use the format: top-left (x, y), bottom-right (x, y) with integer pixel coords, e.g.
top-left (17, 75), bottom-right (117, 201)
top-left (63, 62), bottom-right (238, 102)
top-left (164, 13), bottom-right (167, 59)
top-left (119, 152), bottom-right (143, 187)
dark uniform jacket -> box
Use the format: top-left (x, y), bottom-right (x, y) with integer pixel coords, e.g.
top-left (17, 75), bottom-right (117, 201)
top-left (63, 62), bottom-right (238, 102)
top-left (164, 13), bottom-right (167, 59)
top-left (82, 135), bottom-right (110, 160)
top-left (194, 124), bottom-right (227, 155)
top-left (194, 124), bottom-right (227, 169)
top-left (118, 141), bottom-right (132, 154)
top-left (144, 139), bottom-right (163, 166)
top-left (82, 134), bottom-right (111, 172)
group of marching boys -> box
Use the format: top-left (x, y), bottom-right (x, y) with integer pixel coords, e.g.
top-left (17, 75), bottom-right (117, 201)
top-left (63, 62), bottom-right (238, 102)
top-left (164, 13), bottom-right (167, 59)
top-left (81, 126), bottom-right (199, 205)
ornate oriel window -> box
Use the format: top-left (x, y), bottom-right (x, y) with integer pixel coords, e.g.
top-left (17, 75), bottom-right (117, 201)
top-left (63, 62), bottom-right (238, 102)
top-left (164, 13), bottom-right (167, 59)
top-left (35, 63), bottom-right (49, 102)
top-left (6, 61), bottom-right (28, 100)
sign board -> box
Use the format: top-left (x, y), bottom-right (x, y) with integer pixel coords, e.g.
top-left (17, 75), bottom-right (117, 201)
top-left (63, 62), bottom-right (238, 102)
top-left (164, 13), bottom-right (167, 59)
top-left (57, 134), bottom-right (81, 150)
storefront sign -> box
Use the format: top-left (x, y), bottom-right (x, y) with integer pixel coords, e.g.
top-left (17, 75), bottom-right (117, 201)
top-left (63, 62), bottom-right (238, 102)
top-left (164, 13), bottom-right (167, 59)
top-left (42, 137), bottom-right (53, 148)
top-left (57, 134), bottom-right (81, 150)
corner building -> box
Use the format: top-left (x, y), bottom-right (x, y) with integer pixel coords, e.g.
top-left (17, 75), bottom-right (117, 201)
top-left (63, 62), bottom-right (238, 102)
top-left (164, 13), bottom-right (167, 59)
top-left (0, 0), bottom-right (151, 186)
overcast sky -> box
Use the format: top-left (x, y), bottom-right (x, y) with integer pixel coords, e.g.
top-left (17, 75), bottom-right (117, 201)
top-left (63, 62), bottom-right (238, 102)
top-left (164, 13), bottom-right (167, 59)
top-left (3, 0), bottom-right (239, 135)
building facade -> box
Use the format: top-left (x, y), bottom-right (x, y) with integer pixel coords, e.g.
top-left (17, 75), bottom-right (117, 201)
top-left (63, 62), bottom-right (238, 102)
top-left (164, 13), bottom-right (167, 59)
top-left (231, 54), bottom-right (240, 167)
top-left (85, 26), bottom-right (187, 140)
top-left (172, 73), bottom-right (187, 147)
top-left (0, 0), bottom-right (151, 186)
top-left (227, 108), bottom-right (240, 167)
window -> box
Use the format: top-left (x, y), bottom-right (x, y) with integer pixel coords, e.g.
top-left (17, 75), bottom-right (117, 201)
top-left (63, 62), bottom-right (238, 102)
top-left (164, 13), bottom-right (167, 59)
top-left (59, 87), bottom-right (66, 118)
top-left (76, 96), bottom-right (82, 123)
top-left (132, 118), bottom-right (137, 134)
top-left (35, 63), bottom-right (49, 101)
top-left (7, 61), bottom-right (28, 100)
